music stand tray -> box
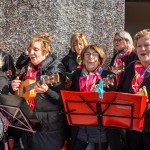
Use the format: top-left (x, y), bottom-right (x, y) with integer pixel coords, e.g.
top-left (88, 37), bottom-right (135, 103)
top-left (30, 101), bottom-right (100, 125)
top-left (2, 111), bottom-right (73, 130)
top-left (61, 91), bottom-right (147, 132)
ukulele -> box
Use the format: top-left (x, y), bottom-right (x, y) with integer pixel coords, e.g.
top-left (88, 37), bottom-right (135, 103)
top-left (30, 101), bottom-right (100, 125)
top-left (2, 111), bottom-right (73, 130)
top-left (108, 62), bottom-right (125, 74)
top-left (15, 73), bottom-right (60, 101)
top-left (103, 74), bottom-right (115, 88)
top-left (92, 74), bottom-right (115, 92)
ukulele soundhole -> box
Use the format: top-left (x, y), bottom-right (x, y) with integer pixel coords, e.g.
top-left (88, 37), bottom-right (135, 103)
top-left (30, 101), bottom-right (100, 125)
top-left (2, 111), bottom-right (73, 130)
top-left (23, 87), bottom-right (26, 94)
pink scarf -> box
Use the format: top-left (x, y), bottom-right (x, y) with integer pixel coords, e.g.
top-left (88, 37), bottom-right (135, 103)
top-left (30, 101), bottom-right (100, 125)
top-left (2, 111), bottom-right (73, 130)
top-left (79, 66), bottom-right (103, 92)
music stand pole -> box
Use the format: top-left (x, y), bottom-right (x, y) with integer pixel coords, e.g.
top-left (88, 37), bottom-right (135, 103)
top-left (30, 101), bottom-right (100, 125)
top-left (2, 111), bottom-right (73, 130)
top-left (96, 101), bottom-right (102, 150)
top-left (79, 95), bottom-right (103, 150)
top-left (3, 133), bottom-right (8, 150)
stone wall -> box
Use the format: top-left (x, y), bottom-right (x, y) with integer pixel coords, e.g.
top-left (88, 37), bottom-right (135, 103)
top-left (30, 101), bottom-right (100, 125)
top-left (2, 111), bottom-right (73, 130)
top-left (0, 0), bottom-right (125, 68)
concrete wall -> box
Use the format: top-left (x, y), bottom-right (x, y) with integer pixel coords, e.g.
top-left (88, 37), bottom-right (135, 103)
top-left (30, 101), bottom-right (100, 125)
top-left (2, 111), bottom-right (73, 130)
top-left (0, 0), bottom-right (125, 67)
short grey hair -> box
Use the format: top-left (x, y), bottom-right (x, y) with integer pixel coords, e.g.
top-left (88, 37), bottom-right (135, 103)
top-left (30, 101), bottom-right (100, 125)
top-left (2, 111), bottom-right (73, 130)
top-left (115, 31), bottom-right (134, 50)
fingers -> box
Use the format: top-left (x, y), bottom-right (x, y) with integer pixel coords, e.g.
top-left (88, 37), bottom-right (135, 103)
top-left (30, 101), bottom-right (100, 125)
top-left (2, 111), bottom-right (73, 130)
top-left (11, 78), bottom-right (21, 91)
top-left (34, 83), bottom-right (48, 93)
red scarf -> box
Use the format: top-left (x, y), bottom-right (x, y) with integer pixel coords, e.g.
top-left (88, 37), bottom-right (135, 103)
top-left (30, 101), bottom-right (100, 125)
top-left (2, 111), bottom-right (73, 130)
top-left (113, 49), bottom-right (132, 85)
top-left (24, 62), bottom-right (40, 110)
top-left (131, 61), bottom-right (150, 93)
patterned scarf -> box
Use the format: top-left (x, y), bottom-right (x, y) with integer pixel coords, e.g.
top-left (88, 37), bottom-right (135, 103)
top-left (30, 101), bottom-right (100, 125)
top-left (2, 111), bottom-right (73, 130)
top-left (131, 61), bottom-right (150, 94)
top-left (24, 61), bottom-right (41, 110)
top-left (113, 49), bottom-right (132, 85)
top-left (76, 55), bottom-right (82, 68)
top-left (79, 66), bottom-right (104, 98)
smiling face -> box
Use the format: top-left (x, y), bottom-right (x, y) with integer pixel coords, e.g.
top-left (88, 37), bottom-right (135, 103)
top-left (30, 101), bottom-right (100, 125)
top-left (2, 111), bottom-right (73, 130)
top-left (114, 34), bottom-right (126, 52)
top-left (74, 41), bottom-right (85, 55)
top-left (136, 36), bottom-right (150, 68)
top-left (83, 48), bottom-right (100, 72)
top-left (28, 41), bottom-right (48, 65)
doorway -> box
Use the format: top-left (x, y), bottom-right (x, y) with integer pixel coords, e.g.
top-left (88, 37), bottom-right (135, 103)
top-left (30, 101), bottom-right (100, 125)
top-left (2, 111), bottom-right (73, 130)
top-left (125, 1), bottom-right (150, 37)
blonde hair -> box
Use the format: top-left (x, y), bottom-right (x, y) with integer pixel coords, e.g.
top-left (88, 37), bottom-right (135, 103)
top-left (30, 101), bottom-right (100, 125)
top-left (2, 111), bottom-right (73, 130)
top-left (81, 44), bottom-right (105, 65)
top-left (27, 32), bottom-right (52, 55)
top-left (134, 28), bottom-right (150, 48)
top-left (70, 32), bottom-right (88, 52)
top-left (115, 31), bottom-right (134, 50)
top-left (0, 55), bottom-right (3, 68)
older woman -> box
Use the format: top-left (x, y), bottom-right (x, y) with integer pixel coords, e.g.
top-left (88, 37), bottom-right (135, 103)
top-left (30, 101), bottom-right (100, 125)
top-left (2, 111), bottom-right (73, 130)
top-left (11, 33), bottom-right (66, 150)
top-left (70, 45), bottom-right (116, 150)
top-left (109, 31), bottom-right (138, 86)
top-left (16, 32), bottom-right (51, 70)
top-left (118, 29), bottom-right (150, 150)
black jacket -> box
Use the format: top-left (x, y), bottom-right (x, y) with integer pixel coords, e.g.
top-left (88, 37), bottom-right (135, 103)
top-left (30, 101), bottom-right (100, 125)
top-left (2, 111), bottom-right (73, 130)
top-left (16, 52), bottom-right (30, 69)
top-left (118, 61), bottom-right (150, 132)
top-left (0, 50), bottom-right (16, 79)
top-left (62, 50), bottom-right (78, 72)
top-left (0, 50), bottom-right (16, 94)
top-left (18, 54), bottom-right (66, 150)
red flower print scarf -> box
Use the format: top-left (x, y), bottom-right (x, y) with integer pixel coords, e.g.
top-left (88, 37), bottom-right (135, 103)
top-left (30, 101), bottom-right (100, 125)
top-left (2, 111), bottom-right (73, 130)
top-left (113, 49), bottom-right (132, 85)
top-left (131, 61), bottom-right (150, 94)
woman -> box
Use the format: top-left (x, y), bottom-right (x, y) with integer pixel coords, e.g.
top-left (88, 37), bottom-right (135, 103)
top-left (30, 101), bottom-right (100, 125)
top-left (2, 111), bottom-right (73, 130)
top-left (107, 31), bottom-right (138, 150)
top-left (62, 32), bottom-right (88, 90)
top-left (16, 32), bottom-right (51, 70)
top-left (70, 45), bottom-right (116, 150)
top-left (118, 28), bottom-right (150, 150)
top-left (109, 31), bottom-right (138, 86)
top-left (11, 33), bottom-right (66, 150)
top-left (62, 32), bottom-right (88, 73)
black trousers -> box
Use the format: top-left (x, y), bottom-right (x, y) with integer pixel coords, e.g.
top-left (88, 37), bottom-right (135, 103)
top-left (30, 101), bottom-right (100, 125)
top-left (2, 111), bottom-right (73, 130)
top-left (72, 139), bottom-right (108, 150)
top-left (127, 130), bottom-right (150, 150)
top-left (107, 128), bottom-right (126, 150)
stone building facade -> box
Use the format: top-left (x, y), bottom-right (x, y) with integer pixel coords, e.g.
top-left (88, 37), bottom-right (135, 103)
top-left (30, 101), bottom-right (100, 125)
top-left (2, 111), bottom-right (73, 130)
top-left (0, 0), bottom-right (125, 68)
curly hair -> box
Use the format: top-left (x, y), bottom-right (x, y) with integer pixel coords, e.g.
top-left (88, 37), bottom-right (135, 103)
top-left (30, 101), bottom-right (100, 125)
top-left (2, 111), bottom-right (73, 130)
top-left (27, 32), bottom-right (52, 55)
top-left (134, 28), bottom-right (150, 48)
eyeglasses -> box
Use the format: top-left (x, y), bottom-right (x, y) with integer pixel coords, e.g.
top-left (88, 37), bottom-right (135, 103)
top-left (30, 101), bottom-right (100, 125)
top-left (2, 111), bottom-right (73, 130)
top-left (84, 52), bottom-right (99, 58)
top-left (114, 38), bottom-right (123, 42)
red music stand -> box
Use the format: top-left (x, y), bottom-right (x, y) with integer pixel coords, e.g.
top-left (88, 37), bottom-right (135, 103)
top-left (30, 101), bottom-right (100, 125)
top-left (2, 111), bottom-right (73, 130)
top-left (100, 92), bottom-right (147, 132)
top-left (61, 90), bottom-right (147, 132)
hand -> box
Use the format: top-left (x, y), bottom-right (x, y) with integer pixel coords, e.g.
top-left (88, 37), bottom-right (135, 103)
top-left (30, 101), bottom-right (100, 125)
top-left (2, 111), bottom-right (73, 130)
top-left (24, 49), bottom-right (29, 56)
top-left (34, 82), bottom-right (48, 93)
top-left (11, 76), bottom-right (21, 91)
